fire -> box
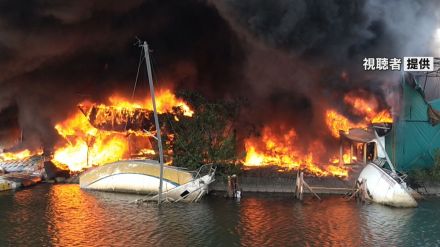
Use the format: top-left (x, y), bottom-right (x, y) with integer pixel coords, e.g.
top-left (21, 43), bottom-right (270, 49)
top-left (343, 94), bottom-right (378, 118)
top-left (243, 127), bottom-right (348, 177)
top-left (52, 111), bottom-right (131, 171)
top-left (325, 110), bottom-right (363, 138)
top-left (0, 89), bottom-right (192, 171)
top-left (108, 89), bottom-right (193, 117)
top-left (0, 149), bottom-right (42, 161)
top-left (330, 154), bottom-right (357, 164)
top-left (51, 89), bottom-right (193, 171)
top-left (325, 92), bottom-right (393, 137)
top-left (371, 110), bottom-right (393, 123)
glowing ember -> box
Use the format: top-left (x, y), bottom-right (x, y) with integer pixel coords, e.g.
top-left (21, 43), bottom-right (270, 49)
top-left (243, 127), bottom-right (348, 177)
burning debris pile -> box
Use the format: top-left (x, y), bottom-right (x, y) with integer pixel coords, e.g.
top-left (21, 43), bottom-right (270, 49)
top-left (243, 90), bottom-right (393, 178)
top-left (51, 89), bottom-right (193, 172)
top-left (0, 87), bottom-right (395, 179)
top-left (78, 104), bottom-right (156, 132)
top-left (243, 126), bottom-right (348, 177)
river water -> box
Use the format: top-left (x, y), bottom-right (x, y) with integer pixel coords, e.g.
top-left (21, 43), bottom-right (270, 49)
top-left (0, 184), bottom-right (439, 246)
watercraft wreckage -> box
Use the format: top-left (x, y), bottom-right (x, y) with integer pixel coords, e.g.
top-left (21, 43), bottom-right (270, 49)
top-left (79, 41), bottom-right (215, 203)
top-left (342, 125), bottom-right (418, 207)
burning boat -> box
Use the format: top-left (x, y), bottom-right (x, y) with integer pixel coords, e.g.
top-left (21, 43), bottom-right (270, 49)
top-left (79, 41), bottom-right (215, 202)
top-left (341, 125), bottom-right (417, 207)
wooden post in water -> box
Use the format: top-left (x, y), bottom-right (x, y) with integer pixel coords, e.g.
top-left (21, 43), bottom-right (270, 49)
top-left (295, 171), bottom-right (304, 200)
top-left (226, 175), bottom-right (239, 198)
top-left (295, 171), bottom-right (321, 201)
top-left (227, 175), bottom-right (233, 198)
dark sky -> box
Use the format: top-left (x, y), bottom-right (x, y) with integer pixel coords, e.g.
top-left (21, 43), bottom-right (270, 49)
top-left (0, 0), bottom-right (438, 151)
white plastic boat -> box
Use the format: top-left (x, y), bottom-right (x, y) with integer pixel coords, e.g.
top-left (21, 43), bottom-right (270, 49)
top-left (79, 160), bottom-right (216, 202)
top-left (356, 126), bottom-right (417, 207)
top-left (80, 41), bottom-right (216, 203)
top-left (358, 162), bottom-right (417, 207)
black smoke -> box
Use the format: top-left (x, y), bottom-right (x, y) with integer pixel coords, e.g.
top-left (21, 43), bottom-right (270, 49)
top-left (0, 0), bottom-right (244, 151)
top-left (208, 0), bottom-right (439, 154)
top-left (0, 0), bottom-right (438, 158)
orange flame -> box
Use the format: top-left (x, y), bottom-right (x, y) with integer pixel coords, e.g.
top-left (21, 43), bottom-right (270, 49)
top-left (0, 149), bottom-right (42, 161)
top-left (330, 153), bottom-right (357, 165)
top-left (325, 110), bottom-right (363, 138)
top-left (51, 89), bottom-right (192, 171)
top-left (325, 92), bottom-right (393, 137)
top-left (371, 110), bottom-right (393, 123)
top-left (52, 111), bottom-right (131, 171)
top-left (243, 127), bottom-right (348, 177)
top-left (108, 89), bottom-right (193, 116)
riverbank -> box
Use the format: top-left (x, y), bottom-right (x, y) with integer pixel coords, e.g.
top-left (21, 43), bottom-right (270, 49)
top-left (209, 175), bottom-right (354, 195)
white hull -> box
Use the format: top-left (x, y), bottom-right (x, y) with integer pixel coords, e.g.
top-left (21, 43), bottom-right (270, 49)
top-left (84, 173), bottom-right (179, 194)
top-left (148, 173), bottom-right (215, 202)
top-left (358, 163), bottom-right (417, 207)
top-left (79, 160), bottom-right (215, 202)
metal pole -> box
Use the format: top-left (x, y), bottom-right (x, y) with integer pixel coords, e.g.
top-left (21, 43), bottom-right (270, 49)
top-left (142, 41), bottom-right (165, 204)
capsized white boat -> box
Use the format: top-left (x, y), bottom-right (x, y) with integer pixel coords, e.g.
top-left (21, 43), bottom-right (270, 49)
top-left (358, 162), bottom-right (417, 207)
top-left (81, 41), bottom-right (217, 203)
top-left (356, 125), bottom-right (417, 207)
top-left (79, 159), bottom-right (216, 202)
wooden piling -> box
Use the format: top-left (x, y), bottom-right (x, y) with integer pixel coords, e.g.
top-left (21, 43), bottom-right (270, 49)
top-left (295, 171), bottom-right (321, 201)
top-left (226, 174), bottom-right (240, 198)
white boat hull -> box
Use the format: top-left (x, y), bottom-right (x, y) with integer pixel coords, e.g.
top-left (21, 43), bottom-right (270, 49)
top-left (358, 163), bottom-right (417, 207)
top-left (79, 160), bottom-right (216, 202)
top-left (158, 173), bottom-right (215, 202)
top-left (83, 173), bottom-right (179, 194)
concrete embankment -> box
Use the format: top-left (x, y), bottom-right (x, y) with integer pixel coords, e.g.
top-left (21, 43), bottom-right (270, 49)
top-left (413, 182), bottom-right (440, 196)
top-left (210, 165), bottom-right (364, 195)
top-left (210, 175), bottom-right (356, 195)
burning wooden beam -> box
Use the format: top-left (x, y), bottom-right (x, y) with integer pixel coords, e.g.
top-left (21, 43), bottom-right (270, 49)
top-left (78, 104), bottom-right (158, 132)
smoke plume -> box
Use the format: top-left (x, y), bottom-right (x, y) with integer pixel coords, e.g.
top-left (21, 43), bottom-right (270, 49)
top-left (0, 0), bottom-right (438, 157)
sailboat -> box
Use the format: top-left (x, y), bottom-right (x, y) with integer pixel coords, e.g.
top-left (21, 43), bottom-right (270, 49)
top-left (357, 125), bottom-right (417, 207)
top-left (79, 41), bottom-right (216, 203)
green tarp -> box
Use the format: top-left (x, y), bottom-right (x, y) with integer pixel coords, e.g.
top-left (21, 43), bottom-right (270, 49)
top-left (386, 72), bottom-right (440, 171)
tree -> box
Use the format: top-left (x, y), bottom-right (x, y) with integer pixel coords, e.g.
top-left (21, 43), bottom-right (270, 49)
top-left (163, 91), bottom-right (241, 172)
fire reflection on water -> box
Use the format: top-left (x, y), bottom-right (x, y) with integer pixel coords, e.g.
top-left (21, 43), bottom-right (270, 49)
top-left (46, 184), bottom-right (108, 246)
top-left (0, 185), bottom-right (431, 246)
top-left (239, 197), bottom-right (364, 246)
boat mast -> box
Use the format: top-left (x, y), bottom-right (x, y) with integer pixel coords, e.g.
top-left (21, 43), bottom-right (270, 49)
top-left (141, 41), bottom-right (165, 204)
top-left (373, 129), bottom-right (396, 174)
